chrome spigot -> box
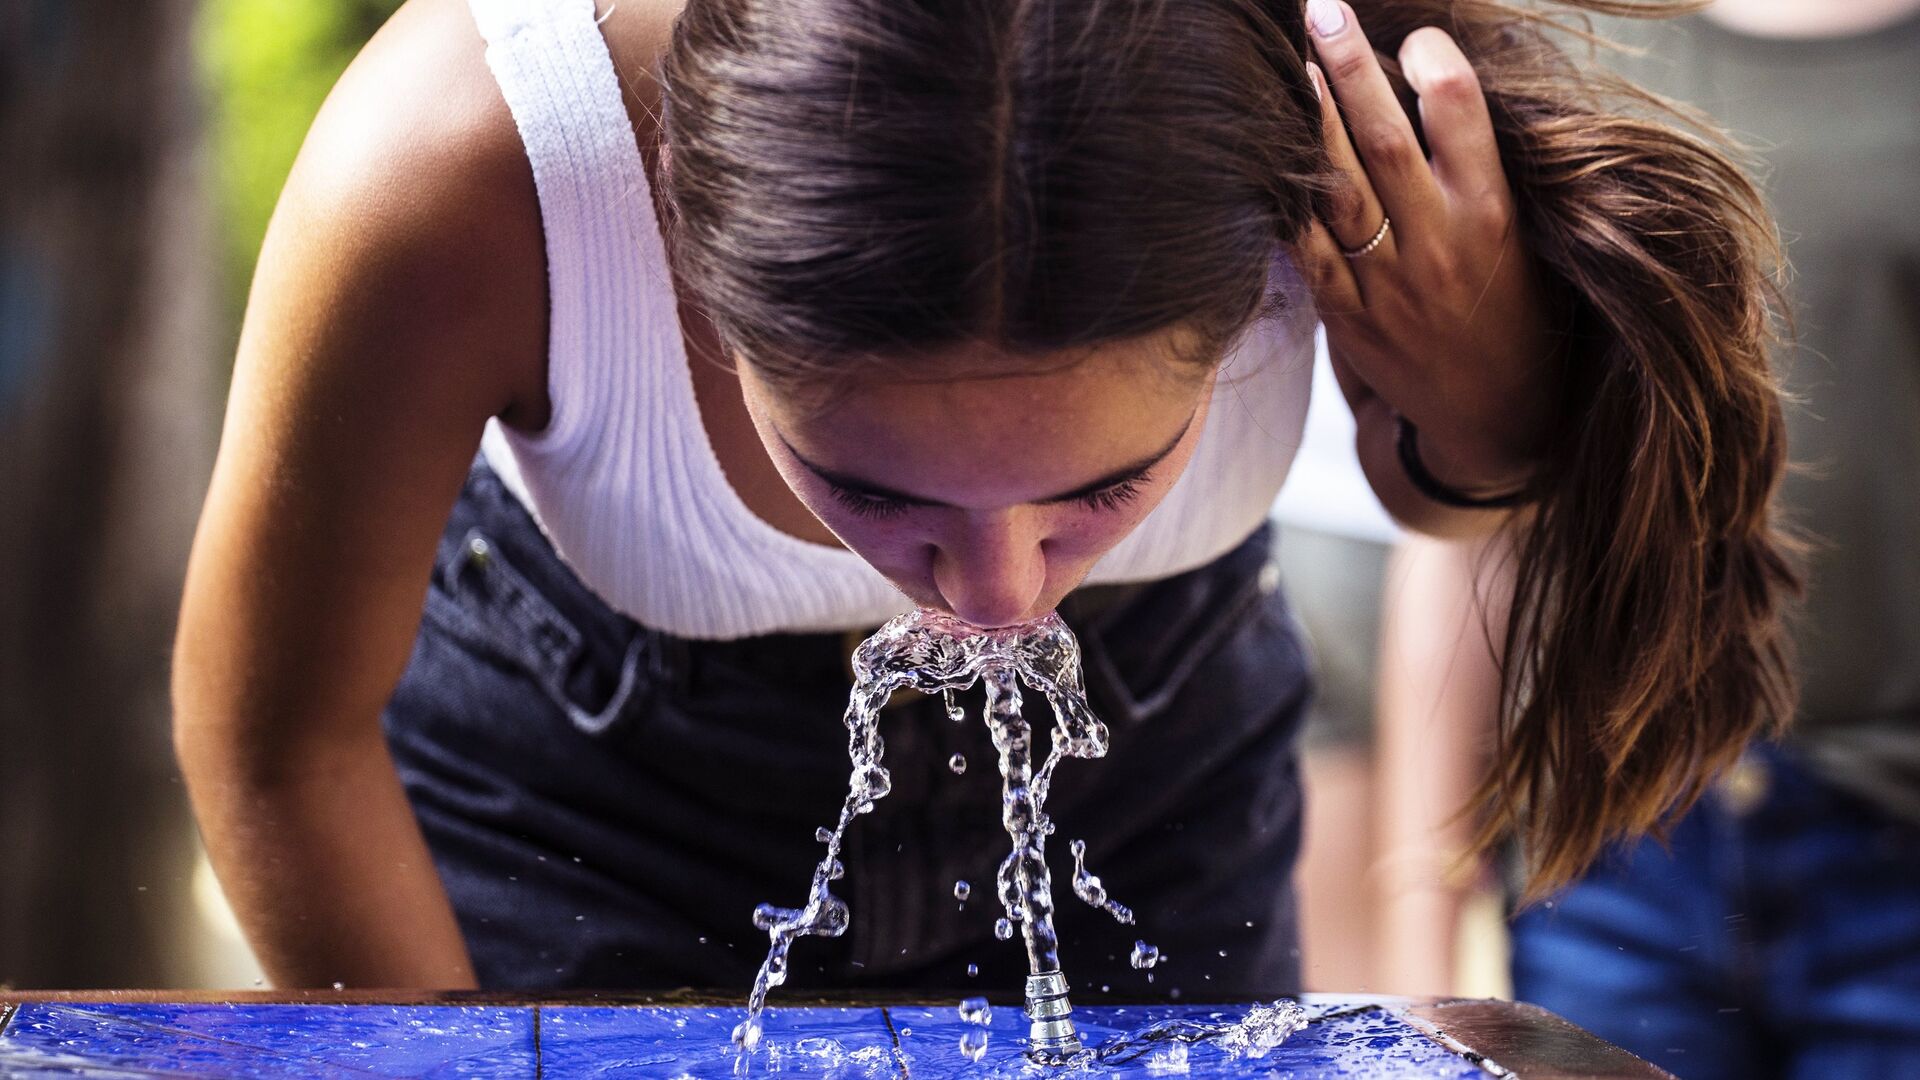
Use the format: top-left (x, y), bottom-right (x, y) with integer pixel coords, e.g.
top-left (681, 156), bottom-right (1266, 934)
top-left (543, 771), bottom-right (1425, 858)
top-left (1024, 970), bottom-right (1082, 1058)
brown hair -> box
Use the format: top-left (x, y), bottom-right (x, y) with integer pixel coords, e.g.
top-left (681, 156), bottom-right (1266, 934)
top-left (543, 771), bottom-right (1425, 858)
top-left (657, 0), bottom-right (1799, 894)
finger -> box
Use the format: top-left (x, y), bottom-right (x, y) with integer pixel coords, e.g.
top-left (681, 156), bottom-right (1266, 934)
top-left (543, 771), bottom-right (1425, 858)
top-left (1307, 62), bottom-right (1396, 267)
top-left (1287, 217), bottom-right (1362, 316)
top-left (1397, 27), bottom-right (1508, 210)
top-left (1306, 0), bottom-right (1447, 235)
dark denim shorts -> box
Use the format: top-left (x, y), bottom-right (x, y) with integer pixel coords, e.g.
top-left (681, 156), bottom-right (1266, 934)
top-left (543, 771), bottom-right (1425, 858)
top-left (383, 456), bottom-right (1313, 996)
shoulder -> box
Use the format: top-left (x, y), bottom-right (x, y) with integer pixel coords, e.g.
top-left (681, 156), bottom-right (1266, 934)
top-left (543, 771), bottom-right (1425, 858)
top-left (263, 0), bottom-right (552, 428)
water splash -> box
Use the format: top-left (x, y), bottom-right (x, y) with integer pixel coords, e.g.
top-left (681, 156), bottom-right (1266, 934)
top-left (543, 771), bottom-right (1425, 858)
top-left (1091, 999), bottom-right (1309, 1066)
top-left (1068, 839), bottom-right (1135, 925)
top-left (738, 609), bottom-right (1135, 1059)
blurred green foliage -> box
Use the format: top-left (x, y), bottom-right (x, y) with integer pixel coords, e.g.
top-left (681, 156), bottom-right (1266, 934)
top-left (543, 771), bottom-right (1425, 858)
top-left (198, 0), bottom-right (404, 318)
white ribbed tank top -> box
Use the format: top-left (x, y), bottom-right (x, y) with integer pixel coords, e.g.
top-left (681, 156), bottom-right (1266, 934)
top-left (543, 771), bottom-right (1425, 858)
top-left (470, 0), bottom-right (1317, 640)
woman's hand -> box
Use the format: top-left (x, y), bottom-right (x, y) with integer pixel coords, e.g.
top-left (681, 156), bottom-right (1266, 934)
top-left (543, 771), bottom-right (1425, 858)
top-left (1289, 0), bottom-right (1560, 497)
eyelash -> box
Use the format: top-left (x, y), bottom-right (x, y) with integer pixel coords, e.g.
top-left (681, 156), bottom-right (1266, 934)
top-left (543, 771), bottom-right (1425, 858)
top-left (827, 473), bottom-right (1151, 521)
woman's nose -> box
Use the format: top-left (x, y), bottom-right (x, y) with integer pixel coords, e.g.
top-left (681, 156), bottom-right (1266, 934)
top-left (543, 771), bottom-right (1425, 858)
top-left (931, 512), bottom-right (1048, 628)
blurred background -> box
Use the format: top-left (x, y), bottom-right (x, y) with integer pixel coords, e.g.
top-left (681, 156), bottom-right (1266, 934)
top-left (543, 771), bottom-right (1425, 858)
top-left (1, 0), bottom-right (405, 990)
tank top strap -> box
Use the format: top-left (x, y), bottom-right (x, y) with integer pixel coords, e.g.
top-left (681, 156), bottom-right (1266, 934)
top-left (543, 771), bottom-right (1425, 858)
top-left (468, 0), bottom-right (674, 453)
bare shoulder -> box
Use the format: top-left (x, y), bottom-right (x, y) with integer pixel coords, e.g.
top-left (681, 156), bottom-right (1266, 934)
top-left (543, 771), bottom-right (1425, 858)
top-left (267, 0), bottom-right (551, 430)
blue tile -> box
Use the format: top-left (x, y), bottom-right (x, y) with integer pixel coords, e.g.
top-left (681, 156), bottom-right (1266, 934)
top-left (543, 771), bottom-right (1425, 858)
top-left (0, 1003), bottom-right (535, 1078)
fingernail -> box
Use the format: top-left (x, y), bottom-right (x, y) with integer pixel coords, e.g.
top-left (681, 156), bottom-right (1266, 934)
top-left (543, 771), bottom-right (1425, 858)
top-left (1307, 0), bottom-right (1345, 38)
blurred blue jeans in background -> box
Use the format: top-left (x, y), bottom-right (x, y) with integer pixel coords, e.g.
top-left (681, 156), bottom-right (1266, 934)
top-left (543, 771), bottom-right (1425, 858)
top-left (1511, 743), bottom-right (1920, 1079)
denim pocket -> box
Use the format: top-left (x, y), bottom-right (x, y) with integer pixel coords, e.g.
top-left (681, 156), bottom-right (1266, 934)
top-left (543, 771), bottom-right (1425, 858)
top-left (424, 526), bottom-right (647, 738)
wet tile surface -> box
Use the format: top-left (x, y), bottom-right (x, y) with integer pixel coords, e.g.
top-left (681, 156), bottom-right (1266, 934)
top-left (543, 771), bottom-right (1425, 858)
top-left (0, 1003), bottom-right (534, 1077)
top-left (540, 1005), bottom-right (899, 1077)
top-left (0, 999), bottom-right (1491, 1077)
top-left (891, 1001), bottom-right (1488, 1078)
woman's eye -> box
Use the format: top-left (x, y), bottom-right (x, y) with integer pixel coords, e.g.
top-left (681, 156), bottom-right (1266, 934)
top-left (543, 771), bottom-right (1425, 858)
top-left (829, 486), bottom-right (912, 520)
top-left (1076, 475), bottom-right (1146, 513)
top-left (827, 473), bottom-right (1149, 519)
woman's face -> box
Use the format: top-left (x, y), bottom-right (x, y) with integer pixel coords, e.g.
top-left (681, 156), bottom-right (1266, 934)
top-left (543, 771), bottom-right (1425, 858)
top-left (739, 335), bottom-right (1214, 628)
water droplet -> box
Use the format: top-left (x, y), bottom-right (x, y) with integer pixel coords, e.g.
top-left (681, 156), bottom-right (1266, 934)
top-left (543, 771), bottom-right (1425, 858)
top-left (966, 963), bottom-right (979, 977)
top-left (698, 936), bottom-right (708, 944)
top-left (953, 880), bottom-right (971, 902)
top-left (959, 1028), bottom-right (990, 1061)
top-left (994, 917), bottom-right (1014, 940)
top-left (943, 687), bottom-right (965, 722)
top-left (330, 982), bottom-right (344, 991)
top-left (1131, 940), bottom-right (1161, 969)
top-left (1217, 949), bottom-right (1228, 957)
top-left (815, 826), bottom-right (833, 844)
top-left (958, 996), bottom-right (992, 1025)
top-left (1066, 837), bottom-right (1135, 924)
top-left (948, 752), bottom-right (967, 775)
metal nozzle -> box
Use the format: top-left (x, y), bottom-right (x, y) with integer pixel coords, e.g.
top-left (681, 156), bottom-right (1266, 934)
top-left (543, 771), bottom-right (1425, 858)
top-left (1024, 970), bottom-right (1082, 1057)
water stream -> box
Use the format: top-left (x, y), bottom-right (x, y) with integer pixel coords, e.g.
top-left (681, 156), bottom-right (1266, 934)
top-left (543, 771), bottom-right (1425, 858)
top-left (735, 609), bottom-right (1300, 1067)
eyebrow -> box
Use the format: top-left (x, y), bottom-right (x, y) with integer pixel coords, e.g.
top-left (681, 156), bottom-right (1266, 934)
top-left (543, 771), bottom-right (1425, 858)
top-left (778, 410), bottom-right (1198, 509)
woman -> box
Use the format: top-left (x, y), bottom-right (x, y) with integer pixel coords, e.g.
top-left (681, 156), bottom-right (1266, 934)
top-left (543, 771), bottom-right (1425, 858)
top-left (172, 0), bottom-right (1795, 994)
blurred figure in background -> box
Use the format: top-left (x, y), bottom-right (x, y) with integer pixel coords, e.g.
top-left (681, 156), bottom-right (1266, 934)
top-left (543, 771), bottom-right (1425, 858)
top-left (1379, 0), bottom-right (1920, 1074)
top-left (1272, 330), bottom-right (1399, 993)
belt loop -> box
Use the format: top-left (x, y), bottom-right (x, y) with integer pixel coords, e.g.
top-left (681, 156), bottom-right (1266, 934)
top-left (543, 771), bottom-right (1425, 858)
top-left (568, 635), bottom-right (649, 736)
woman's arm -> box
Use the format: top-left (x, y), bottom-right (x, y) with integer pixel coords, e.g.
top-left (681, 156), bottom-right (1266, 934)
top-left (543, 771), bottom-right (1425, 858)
top-left (172, 0), bottom-right (547, 988)
top-left (1370, 532), bottom-right (1507, 995)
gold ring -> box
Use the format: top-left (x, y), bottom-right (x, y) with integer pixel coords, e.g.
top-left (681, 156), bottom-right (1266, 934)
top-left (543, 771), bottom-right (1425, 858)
top-left (1340, 215), bottom-right (1391, 259)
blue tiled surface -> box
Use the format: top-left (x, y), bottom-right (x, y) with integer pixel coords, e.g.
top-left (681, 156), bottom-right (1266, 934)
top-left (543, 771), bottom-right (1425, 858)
top-left (541, 1005), bottom-right (899, 1077)
top-left (0, 1002), bottom-right (534, 1077)
top-left (0, 999), bottom-right (1489, 1077)
top-left (890, 1002), bottom-right (1486, 1078)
